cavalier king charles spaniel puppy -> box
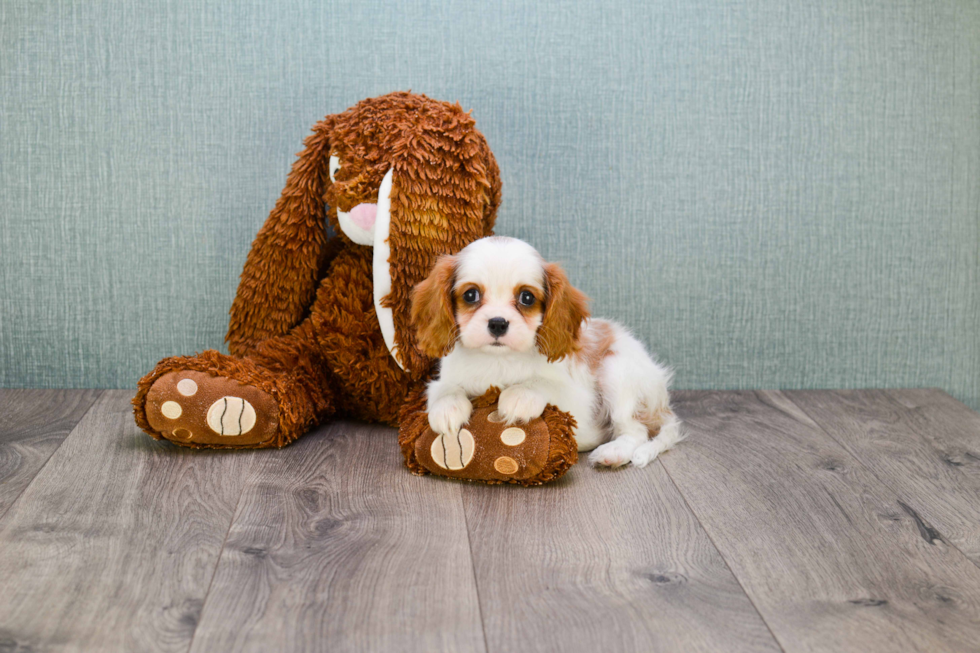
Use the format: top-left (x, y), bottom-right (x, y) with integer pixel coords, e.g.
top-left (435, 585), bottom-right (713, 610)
top-left (411, 236), bottom-right (682, 468)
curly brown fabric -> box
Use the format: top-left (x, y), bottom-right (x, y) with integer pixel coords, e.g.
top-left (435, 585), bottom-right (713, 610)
top-left (398, 383), bottom-right (432, 475)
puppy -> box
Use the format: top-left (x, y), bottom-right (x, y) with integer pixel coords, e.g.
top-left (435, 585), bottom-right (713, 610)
top-left (410, 236), bottom-right (682, 468)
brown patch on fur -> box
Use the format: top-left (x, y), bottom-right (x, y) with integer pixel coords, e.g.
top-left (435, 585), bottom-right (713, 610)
top-left (537, 263), bottom-right (591, 362)
top-left (411, 255), bottom-right (458, 359)
top-left (637, 407), bottom-right (675, 438)
top-left (453, 282), bottom-right (485, 313)
top-left (514, 284), bottom-right (544, 321)
top-left (449, 283), bottom-right (483, 336)
top-left (574, 319), bottom-right (617, 374)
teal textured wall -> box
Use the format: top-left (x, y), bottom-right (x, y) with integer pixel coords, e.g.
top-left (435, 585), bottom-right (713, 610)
top-left (2, 1), bottom-right (978, 409)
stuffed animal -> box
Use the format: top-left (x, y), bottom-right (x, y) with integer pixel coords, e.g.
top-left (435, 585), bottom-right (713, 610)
top-left (132, 92), bottom-right (576, 486)
top-left (134, 92), bottom-right (495, 446)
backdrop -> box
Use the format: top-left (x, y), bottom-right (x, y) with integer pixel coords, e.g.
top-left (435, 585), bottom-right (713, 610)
top-left (2, 1), bottom-right (978, 410)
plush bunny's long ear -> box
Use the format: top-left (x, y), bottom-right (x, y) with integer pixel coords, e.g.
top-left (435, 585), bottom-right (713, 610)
top-left (380, 118), bottom-right (501, 379)
top-left (225, 117), bottom-right (335, 356)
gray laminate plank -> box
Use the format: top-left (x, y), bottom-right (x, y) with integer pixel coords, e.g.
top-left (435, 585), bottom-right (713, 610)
top-left (461, 458), bottom-right (782, 652)
top-left (663, 390), bottom-right (980, 653)
top-left (0, 390), bottom-right (257, 653)
top-left (786, 389), bottom-right (980, 566)
top-left (884, 390), bottom-right (980, 473)
top-left (189, 421), bottom-right (485, 653)
top-left (0, 389), bottom-right (102, 517)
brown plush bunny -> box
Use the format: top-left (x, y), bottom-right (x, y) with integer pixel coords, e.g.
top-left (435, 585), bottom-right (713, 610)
top-left (132, 92), bottom-right (578, 485)
top-left (134, 92), bottom-right (502, 448)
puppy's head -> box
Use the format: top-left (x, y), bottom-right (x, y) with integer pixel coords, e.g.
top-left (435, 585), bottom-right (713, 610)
top-left (411, 237), bottom-right (590, 361)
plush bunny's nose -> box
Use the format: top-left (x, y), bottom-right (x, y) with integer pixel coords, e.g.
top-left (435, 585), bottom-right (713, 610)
top-left (348, 203), bottom-right (377, 230)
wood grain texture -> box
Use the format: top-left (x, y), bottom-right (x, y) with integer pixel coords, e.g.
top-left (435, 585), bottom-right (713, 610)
top-left (460, 462), bottom-right (781, 652)
top-left (189, 421), bottom-right (485, 653)
top-left (786, 389), bottom-right (980, 566)
top-left (0, 390), bottom-right (257, 653)
top-left (0, 389), bottom-right (101, 518)
top-left (4, 388), bottom-right (980, 652)
top-left (664, 390), bottom-right (980, 653)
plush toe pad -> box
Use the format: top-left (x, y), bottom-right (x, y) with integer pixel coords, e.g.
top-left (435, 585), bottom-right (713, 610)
top-left (430, 429), bottom-right (476, 470)
top-left (206, 396), bottom-right (257, 436)
top-left (144, 370), bottom-right (279, 447)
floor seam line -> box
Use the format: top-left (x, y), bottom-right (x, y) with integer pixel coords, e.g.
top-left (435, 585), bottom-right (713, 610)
top-left (459, 487), bottom-right (491, 653)
top-left (184, 451), bottom-right (256, 653)
top-left (657, 450), bottom-right (788, 653)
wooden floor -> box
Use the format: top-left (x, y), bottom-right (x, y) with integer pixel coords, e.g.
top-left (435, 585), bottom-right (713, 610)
top-left (1, 389), bottom-right (980, 652)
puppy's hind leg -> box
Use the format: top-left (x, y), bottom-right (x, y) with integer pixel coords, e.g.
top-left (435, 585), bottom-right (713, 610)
top-left (588, 416), bottom-right (649, 467)
top-left (629, 356), bottom-right (683, 467)
top-left (630, 410), bottom-right (684, 467)
top-left (588, 324), bottom-right (683, 468)
top-left (587, 341), bottom-right (650, 467)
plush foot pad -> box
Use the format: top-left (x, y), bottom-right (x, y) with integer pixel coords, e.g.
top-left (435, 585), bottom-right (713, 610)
top-left (144, 370), bottom-right (279, 447)
top-left (399, 386), bottom-right (578, 486)
top-left (417, 406), bottom-right (553, 482)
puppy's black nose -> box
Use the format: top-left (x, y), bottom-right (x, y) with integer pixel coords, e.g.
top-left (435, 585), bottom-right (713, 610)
top-left (487, 317), bottom-right (509, 338)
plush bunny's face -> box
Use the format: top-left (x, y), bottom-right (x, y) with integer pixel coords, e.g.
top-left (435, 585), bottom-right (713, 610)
top-left (325, 154), bottom-right (392, 247)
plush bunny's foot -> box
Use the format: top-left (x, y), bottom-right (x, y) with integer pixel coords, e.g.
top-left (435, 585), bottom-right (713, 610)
top-left (134, 350), bottom-right (328, 449)
top-left (143, 370), bottom-right (280, 448)
top-left (399, 386), bottom-right (579, 486)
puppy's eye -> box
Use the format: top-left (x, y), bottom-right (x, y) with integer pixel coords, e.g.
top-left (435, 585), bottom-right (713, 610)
top-left (463, 288), bottom-right (481, 304)
top-left (328, 155), bottom-right (341, 183)
top-left (518, 290), bottom-right (536, 307)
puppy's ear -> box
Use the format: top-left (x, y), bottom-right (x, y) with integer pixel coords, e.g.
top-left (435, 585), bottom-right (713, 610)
top-left (538, 262), bottom-right (591, 362)
top-left (411, 255), bottom-right (458, 359)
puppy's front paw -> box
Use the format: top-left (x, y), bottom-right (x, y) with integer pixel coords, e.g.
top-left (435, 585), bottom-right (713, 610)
top-left (428, 394), bottom-right (473, 436)
top-left (589, 439), bottom-right (641, 468)
top-left (498, 386), bottom-right (547, 424)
